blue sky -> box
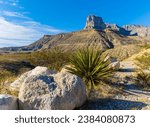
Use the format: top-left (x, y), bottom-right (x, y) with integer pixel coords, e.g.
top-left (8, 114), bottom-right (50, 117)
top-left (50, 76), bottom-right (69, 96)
top-left (0, 0), bottom-right (150, 47)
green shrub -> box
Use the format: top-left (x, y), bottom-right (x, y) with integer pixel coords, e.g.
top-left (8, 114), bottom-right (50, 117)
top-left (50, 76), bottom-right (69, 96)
top-left (28, 48), bottom-right (71, 71)
top-left (66, 48), bottom-right (114, 96)
top-left (0, 69), bottom-right (18, 96)
top-left (0, 70), bottom-right (13, 83)
top-left (135, 53), bottom-right (150, 71)
top-left (141, 44), bottom-right (150, 49)
top-left (135, 71), bottom-right (150, 88)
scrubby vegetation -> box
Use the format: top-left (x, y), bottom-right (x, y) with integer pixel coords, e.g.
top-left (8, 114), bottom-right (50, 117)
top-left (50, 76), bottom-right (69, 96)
top-left (0, 48), bottom-right (119, 98)
top-left (0, 48), bottom-right (71, 95)
top-left (0, 69), bottom-right (18, 96)
top-left (0, 53), bottom-right (31, 96)
top-left (135, 71), bottom-right (150, 88)
top-left (135, 52), bottom-right (150, 88)
top-left (66, 48), bottom-right (114, 97)
top-left (141, 44), bottom-right (150, 49)
top-left (135, 52), bottom-right (150, 71)
top-left (28, 48), bottom-right (71, 71)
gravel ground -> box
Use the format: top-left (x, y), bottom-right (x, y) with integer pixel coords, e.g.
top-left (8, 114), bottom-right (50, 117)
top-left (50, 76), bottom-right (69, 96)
top-left (80, 60), bottom-right (150, 110)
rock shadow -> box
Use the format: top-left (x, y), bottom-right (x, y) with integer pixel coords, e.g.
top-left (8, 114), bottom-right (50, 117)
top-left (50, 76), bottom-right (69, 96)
top-left (123, 84), bottom-right (150, 96)
top-left (78, 98), bottom-right (147, 110)
top-left (119, 68), bottom-right (135, 72)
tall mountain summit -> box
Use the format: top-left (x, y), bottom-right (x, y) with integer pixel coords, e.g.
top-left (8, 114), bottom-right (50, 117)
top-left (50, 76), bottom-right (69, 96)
top-left (84, 15), bottom-right (150, 37)
top-left (84, 15), bottom-right (106, 30)
top-left (0, 15), bottom-right (150, 53)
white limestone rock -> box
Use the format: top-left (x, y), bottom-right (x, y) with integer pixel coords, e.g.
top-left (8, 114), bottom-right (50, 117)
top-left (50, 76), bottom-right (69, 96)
top-left (18, 67), bottom-right (87, 110)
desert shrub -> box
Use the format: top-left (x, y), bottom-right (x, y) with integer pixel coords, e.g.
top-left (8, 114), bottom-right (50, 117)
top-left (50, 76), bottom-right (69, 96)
top-left (28, 48), bottom-right (71, 71)
top-left (0, 53), bottom-right (32, 96)
top-left (0, 69), bottom-right (18, 96)
top-left (66, 48), bottom-right (114, 96)
top-left (141, 44), bottom-right (150, 49)
top-left (0, 53), bottom-right (29, 62)
top-left (135, 71), bottom-right (150, 88)
top-left (0, 69), bottom-right (13, 83)
top-left (135, 52), bottom-right (150, 71)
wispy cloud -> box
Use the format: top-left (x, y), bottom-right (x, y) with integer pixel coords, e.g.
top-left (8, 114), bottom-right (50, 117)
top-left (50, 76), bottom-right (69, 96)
top-left (0, 16), bottom-right (65, 48)
top-left (0, 0), bottom-right (19, 7)
top-left (0, 0), bottom-right (65, 48)
top-left (0, 11), bottom-right (30, 19)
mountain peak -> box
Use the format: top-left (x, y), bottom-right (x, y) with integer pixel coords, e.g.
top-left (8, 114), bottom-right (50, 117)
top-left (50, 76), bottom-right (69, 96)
top-left (84, 15), bottom-right (106, 30)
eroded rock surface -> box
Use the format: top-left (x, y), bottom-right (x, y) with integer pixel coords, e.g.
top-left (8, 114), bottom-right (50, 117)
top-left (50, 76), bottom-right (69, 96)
top-left (16, 66), bottom-right (86, 110)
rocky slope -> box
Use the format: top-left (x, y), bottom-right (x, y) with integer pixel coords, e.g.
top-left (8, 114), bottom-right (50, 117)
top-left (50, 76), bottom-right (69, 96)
top-left (0, 29), bottom-right (145, 53)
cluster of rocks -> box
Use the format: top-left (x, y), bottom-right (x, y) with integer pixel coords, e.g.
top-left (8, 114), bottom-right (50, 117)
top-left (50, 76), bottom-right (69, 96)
top-left (0, 66), bottom-right (87, 110)
top-left (0, 59), bottom-right (121, 110)
top-left (84, 15), bottom-right (150, 37)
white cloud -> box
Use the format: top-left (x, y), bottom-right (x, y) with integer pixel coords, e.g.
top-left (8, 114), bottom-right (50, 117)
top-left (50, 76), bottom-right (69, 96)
top-left (1, 11), bottom-right (29, 19)
top-left (0, 0), bottom-right (65, 48)
top-left (0, 17), bottom-right (65, 48)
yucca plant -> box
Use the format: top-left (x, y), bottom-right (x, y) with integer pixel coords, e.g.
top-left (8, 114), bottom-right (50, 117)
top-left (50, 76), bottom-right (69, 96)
top-left (66, 48), bottom-right (114, 96)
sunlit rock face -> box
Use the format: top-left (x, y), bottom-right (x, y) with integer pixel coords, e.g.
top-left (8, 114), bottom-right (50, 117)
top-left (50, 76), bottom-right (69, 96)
top-left (84, 15), bottom-right (106, 30)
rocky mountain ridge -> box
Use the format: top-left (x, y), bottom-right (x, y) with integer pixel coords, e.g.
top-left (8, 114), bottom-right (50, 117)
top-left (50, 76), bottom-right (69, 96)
top-left (0, 15), bottom-right (150, 52)
top-left (84, 15), bottom-right (150, 37)
top-left (123, 25), bottom-right (150, 37)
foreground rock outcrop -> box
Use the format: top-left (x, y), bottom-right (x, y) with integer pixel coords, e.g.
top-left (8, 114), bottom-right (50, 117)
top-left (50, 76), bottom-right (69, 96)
top-left (12, 66), bottom-right (86, 110)
top-left (10, 66), bottom-right (55, 91)
top-left (0, 95), bottom-right (18, 110)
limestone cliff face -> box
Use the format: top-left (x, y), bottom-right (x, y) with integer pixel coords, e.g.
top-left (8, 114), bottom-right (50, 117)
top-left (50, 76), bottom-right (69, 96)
top-left (123, 25), bottom-right (150, 37)
top-left (84, 15), bottom-right (106, 30)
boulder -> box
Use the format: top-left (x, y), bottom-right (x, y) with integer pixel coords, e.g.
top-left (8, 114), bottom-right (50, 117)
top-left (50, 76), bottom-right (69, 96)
top-left (10, 66), bottom-right (56, 91)
top-left (18, 66), bottom-right (86, 110)
top-left (0, 95), bottom-right (18, 110)
top-left (84, 15), bottom-right (106, 30)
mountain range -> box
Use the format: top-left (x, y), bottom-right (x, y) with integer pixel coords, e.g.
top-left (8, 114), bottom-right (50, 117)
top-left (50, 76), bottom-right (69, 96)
top-left (0, 15), bottom-right (150, 53)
